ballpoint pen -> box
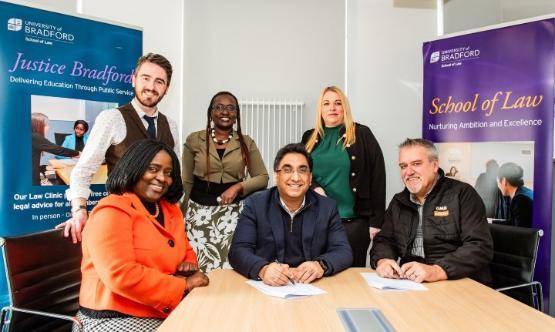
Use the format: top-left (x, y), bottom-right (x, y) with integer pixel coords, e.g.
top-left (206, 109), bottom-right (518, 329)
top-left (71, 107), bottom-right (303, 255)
top-left (274, 259), bottom-right (296, 285)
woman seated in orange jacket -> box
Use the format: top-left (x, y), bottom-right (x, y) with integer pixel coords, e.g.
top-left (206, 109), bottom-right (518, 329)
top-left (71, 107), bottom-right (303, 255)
top-left (75, 139), bottom-right (209, 331)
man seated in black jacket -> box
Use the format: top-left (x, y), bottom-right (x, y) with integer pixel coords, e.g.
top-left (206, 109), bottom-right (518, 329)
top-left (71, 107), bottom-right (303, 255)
top-left (370, 138), bottom-right (493, 284)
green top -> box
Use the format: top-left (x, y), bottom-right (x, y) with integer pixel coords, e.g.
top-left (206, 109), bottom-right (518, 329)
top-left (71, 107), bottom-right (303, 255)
top-left (311, 126), bottom-right (355, 218)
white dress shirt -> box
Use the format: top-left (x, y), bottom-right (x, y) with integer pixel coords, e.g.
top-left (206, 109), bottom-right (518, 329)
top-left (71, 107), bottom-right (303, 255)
top-left (65, 99), bottom-right (180, 201)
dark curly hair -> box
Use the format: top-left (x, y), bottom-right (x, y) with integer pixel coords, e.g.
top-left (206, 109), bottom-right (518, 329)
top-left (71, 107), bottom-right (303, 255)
top-left (106, 139), bottom-right (183, 203)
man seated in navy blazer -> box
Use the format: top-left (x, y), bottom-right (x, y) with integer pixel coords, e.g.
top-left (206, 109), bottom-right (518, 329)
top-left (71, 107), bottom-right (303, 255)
top-left (229, 143), bottom-right (353, 286)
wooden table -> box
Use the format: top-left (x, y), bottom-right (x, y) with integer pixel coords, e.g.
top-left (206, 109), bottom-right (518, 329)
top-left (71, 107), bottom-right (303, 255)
top-left (48, 159), bottom-right (107, 184)
top-left (158, 268), bottom-right (555, 331)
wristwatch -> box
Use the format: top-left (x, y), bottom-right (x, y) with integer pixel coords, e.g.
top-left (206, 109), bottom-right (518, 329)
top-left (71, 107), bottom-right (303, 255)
top-left (71, 205), bottom-right (87, 213)
top-left (316, 259), bottom-right (328, 274)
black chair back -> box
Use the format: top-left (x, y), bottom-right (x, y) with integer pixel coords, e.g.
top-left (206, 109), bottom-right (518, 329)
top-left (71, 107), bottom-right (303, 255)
top-left (0, 229), bottom-right (81, 331)
top-left (54, 133), bottom-right (71, 146)
top-left (489, 223), bottom-right (542, 308)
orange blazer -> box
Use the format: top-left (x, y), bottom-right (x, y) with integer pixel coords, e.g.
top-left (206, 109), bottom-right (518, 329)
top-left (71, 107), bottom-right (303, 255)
top-left (79, 193), bottom-right (197, 318)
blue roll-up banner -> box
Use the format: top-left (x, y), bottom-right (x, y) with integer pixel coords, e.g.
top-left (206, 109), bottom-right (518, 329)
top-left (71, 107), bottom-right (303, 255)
top-left (423, 19), bottom-right (554, 310)
top-left (0, 0), bottom-right (142, 305)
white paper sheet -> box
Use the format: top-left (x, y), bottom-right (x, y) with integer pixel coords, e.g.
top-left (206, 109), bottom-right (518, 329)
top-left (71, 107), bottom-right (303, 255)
top-left (246, 280), bottom-right (327, 299)
top-left (361, 272), bottom-right (428, 291)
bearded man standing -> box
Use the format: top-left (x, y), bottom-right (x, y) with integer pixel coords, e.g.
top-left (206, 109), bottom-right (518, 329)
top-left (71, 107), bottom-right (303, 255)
top-left (62, 53), bottom-right (179, 243)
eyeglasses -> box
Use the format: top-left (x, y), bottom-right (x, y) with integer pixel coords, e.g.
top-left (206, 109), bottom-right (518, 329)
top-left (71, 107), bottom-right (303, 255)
top-left (212, 104), bottom-right (237, 113)
top-left (276, 166), bottom-right (310, 176)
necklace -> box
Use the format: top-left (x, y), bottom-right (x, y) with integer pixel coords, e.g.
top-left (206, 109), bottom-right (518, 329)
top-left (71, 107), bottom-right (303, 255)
top-left (149, 202), bottom-right (160, 218)
top-left (140, 200), bottom-right (160, 218)
top-left (211, 128), bottom-right (233, 145)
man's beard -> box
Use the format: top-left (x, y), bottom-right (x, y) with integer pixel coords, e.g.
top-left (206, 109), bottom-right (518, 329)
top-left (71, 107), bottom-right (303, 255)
top-left (135, 88), bottom-right (164, 108)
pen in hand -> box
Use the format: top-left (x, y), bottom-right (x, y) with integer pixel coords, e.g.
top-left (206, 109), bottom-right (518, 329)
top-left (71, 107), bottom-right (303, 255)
top-left (274, 259), bottom-right (296, 285)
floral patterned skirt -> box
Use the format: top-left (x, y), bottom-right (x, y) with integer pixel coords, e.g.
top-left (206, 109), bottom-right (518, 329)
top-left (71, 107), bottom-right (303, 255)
top-left (185, 200), bottom-right (244, 272)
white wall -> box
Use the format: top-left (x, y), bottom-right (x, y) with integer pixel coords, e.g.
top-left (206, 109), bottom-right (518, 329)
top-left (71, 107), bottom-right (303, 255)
top-left (444, 0), bottom-right (555, 34)
top-left (23, 0), bottom-right (75, 12)
top-left (443, 0), bottom-right (501, 34)
top-left (501, 0), bottom-right (555, 21)
top-left (182, 0), bottom-right (345, 141)
top-left (346, 0), bottom-right (437, 201)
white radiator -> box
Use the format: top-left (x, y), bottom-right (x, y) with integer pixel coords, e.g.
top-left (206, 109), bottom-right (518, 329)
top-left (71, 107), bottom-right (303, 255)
top-left (240, 98), bottom-right (305, 186)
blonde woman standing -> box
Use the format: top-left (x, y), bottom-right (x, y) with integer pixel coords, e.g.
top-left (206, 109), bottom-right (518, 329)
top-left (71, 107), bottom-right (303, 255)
top-left (302, 86), bottom-right (385, 267)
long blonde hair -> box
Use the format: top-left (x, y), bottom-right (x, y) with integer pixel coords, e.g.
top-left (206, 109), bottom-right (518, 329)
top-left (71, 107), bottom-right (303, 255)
top-left (305, 86), bottom-right (356, 152)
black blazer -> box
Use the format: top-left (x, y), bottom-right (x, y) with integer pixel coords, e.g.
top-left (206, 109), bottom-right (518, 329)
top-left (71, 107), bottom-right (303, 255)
top-left (302, 123), bottom-right (386, 228)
